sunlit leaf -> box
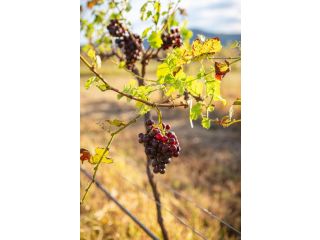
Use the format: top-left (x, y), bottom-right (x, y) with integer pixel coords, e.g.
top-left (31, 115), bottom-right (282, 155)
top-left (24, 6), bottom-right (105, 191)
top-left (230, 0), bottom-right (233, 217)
top-left (87, 48), bottom-right (96, 61)
top-left (205, 77), bottom-right (226, 105)
top-left (190, 102), bottom-right (202, 120)
top-left (85, 76), bottom-right (97, 90)
top-left (153, 1), bottom-right (161, 25)
top-left (157, 63), bottom-right (171, 78)
top-left (90, 148), bottom-right (113, 164)
top-left (140, 2), bottom-right (153, 21)
top-left (148, 31), bottom-right (163, 49)
top-left (142, 27), bottom-right (152, 39)
top-left (201, 117), bottom-right (211, 129)
top-left (96, 83), bottom-right (109, 91)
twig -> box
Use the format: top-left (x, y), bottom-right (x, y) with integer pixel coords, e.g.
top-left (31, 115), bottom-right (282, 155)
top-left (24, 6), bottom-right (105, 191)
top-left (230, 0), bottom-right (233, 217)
top-left (80, 114), bottom-right (142, 204)
top-left (146, 158), bottom-right (170, 240)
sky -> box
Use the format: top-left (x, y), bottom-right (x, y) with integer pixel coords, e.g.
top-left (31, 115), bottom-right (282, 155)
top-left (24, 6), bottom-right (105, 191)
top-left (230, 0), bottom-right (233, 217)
top-left (126, 0), bottom-right (240, 34)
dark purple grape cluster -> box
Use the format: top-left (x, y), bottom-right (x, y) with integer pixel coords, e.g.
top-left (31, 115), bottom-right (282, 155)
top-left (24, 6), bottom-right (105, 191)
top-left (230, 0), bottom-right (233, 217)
top-left (107, 19), bottom-right (126, 37)
top-left (138, 119), bottom-right (181, 174)
top-left (161, 28), bottom-right (182, 50)
top-left (118, 34), bottom-right (143, 70)
top-left (107, 20), bottom-right (143, 70)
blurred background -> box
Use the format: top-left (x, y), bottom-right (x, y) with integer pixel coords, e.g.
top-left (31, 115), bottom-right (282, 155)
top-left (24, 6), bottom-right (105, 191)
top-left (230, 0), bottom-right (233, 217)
top-left (80, 0), bottom-right (241, 239)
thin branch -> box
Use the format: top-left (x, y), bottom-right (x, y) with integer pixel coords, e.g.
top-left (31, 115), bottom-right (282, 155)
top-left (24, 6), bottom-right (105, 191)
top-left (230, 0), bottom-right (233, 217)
top-left (133, 60), bottom-right (170, 240)
top-left (146, 158), bottom-right (170, 240)
top-left (80, 114), bottom-right (142, 204)
top-left (80, 55), bottom-right (188, 108)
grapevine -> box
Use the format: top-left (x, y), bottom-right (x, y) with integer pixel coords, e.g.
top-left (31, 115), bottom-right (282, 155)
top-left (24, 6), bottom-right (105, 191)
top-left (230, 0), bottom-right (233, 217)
top-left (80, 0), bottom-right (241, 239)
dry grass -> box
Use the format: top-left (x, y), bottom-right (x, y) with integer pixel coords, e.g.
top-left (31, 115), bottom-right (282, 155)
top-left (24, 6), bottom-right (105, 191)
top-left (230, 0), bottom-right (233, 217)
top-left (80, 56), bottom-right (241, 240)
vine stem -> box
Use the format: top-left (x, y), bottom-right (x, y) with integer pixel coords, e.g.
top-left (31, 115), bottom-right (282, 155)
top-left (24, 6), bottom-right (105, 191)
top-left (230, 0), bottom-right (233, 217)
top-left (80, 55), bottom-right (188, 108)
top-left (80, 114), bottom-right (142, 204)
top-left (132, 54), bottom-right (169, 239)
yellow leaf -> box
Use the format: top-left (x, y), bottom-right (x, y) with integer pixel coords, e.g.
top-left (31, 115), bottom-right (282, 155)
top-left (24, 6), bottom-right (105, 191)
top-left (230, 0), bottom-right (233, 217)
top-left (191, 37), bottom-right (222, 59)
top-left (87, 49), bottom-right (96, 61)
top-left (157, 63), bottom-right (171, 78)
top-left (90, 148), bottom-right (113, 164)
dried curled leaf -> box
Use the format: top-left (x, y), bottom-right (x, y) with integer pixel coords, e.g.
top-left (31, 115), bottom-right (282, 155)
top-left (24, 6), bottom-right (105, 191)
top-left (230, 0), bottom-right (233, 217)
top-left (105, 119), bottom-right (127, 127)
top-left (80, 148), bottom-right (113, 164)
top-left (80, 148), bottom-right (91, 163)
top-left (214, 61), bottom-right (230, 80)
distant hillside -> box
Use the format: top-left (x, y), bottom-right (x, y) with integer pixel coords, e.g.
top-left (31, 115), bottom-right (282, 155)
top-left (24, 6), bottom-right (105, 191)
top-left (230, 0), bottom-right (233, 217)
top-left (190, 29), bottom-right (241, 46)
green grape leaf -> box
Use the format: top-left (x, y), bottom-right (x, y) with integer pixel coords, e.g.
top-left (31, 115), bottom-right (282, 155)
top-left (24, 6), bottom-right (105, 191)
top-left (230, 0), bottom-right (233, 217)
top-left (87, 48), bottom-right (96, 61)
top-left (157, 63), bottom-right (171, 78)
top-left (190, 102), bottom-right (202, 120)
top-left (153, 1), bottom-right (161, 25)
top-left (205, 77), bottom-right (226, 105)
top-left (85, 76), bottom-right (97, 90)
top-left (165, 86), bottom-right (176, 96)
top-left (140, 2), bottom-right (152, 21)
top-left (96, 82), bottom-right (109, 91)
top-left (109, 1), bottom-right (116, 9)
top-left (148, 31), bottom-right (163, 49)
top-left (125, 3), bottom-right (132, 12)
top-left (142, 27), bottom-right (152, 39)
top-left (136, 101), bottom-right (151, 115)
top-left (201, 117), bottom-right (211, 129)
top-left (190, 80), bottom-right (203, 96)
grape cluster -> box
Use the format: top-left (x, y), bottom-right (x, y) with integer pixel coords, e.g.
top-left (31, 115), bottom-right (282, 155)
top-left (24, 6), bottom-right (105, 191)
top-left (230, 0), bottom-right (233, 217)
top-left (107, 20), bottom-right (143, 70)
top-left (138, 120), bottom-right (181, 174)
top-left (161, 28), bottom-right (182, 50)
top-left (107, 19), bottom-right (126, 37)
